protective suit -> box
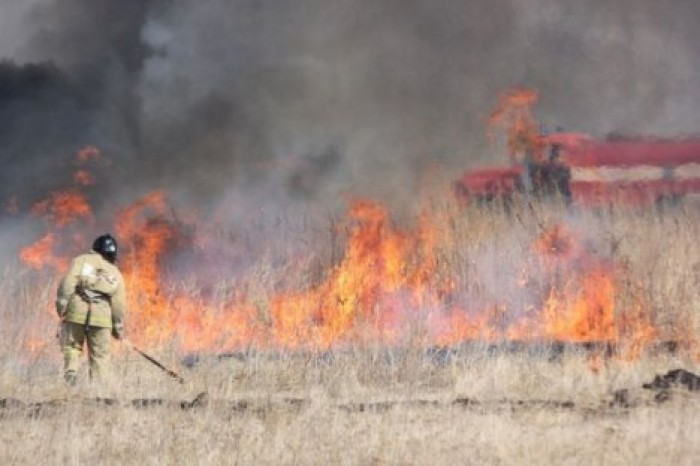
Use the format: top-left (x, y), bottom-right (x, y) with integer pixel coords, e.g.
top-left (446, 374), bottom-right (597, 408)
top-left (56, 239), bottom-right (126, 384)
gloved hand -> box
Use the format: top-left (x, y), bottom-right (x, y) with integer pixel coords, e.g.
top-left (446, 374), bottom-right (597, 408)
top-left (55, 298), bottom-right (68, 319)
top-left (111, 326), bottom-right (124, 340)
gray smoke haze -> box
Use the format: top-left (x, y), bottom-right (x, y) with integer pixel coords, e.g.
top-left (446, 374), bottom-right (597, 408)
top-left (1, 0), bottom-right (700, 214)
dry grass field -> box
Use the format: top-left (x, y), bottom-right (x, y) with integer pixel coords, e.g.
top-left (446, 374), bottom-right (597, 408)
top-left (1, 198), bottom-right (699, 465)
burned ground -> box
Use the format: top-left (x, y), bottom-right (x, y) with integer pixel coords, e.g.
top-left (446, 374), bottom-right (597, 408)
top-left (2, 368), bottom-right (696, 419)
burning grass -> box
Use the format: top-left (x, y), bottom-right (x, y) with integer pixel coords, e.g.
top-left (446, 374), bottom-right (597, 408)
top-left (13, 183), bottom-right (700, 359)
top-left (1, 191), bottom-right (700, 463)
top-left (7, 124), bottom-right (699, 362)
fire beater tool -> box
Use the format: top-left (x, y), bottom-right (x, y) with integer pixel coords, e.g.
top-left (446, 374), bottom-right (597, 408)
top-left (124, 340), bottom-right (185, 384)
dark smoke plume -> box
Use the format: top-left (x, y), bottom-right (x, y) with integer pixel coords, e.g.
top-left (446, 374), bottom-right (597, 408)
top-left (1, 0), bottom-right (700, 214)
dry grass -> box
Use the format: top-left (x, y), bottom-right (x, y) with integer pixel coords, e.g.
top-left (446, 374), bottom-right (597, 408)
top-left (1, 352), bottom-right (699, 465)
top-left (1, 197), bottom-right (699, 465)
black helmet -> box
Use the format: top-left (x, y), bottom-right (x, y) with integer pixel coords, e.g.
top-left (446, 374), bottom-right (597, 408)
top-left (92, 234), bottom-right (118, 263)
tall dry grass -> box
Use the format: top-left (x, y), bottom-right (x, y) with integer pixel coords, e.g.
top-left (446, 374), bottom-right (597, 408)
top-left (1, 196), bottom-right (699, 465)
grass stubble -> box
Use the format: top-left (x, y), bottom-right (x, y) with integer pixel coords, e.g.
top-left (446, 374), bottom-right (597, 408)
top-left (0, 197), bottom-right (699, 465)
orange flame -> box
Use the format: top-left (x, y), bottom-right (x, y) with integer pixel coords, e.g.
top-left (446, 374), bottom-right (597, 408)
top-left (19, 233), bottom-right (68, 271)
top-left (20, 186), bottom-right (93, 272)
top-left (76, 145), bottom-right (101, 164)
top-left (30, 190), bottom-right (92, 228)
top-left (269, 200), bottom-right (411, 348)
top-left (73, 169), bottom-right (95, 186)
top-left (488, 87), bottom-right (544, 162)
top-left (115, 191), bottom-right (180, 346)
top-left (16, 193), bottom-right (672, 359)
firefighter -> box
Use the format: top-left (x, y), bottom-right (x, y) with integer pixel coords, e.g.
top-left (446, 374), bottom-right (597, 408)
top-left (55, 234), bottom-right (127, 385)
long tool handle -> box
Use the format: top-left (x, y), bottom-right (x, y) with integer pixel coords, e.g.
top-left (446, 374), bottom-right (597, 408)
top-left (125, 340), bottom-right (185, 384)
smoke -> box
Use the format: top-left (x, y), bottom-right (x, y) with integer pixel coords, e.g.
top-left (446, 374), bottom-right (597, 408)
top-left (1, 0), bottom-right (700, 214)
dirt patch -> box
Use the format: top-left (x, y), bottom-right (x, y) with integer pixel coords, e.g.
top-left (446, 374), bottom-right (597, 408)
top-left (637, 368), bottom-right (700, 404)
top-left (642, 369), bottom-right (700, 392)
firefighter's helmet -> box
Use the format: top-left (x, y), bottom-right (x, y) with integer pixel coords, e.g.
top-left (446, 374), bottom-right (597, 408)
top-left (92, 234), bottom-right (118, 263)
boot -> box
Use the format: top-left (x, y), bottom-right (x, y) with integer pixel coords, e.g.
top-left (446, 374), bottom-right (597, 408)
top-left (65, 371), bottom-right (77, 387)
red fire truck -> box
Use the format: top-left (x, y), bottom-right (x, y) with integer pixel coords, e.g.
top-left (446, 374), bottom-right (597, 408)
top-left (455, 132), bottom-right (700, 207)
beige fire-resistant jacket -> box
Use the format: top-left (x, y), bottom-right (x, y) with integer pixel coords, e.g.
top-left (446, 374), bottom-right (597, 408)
top-left (56, 251), bottom-right (127, 331)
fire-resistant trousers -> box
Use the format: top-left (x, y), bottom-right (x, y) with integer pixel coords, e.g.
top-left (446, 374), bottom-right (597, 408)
top-left (61, 321), bottom-right (112, 381)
